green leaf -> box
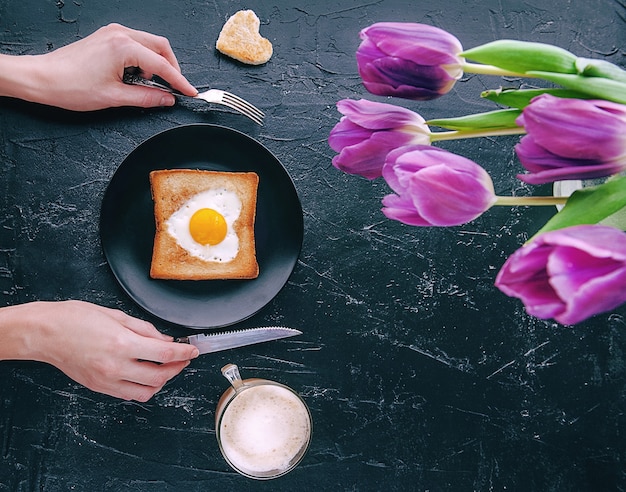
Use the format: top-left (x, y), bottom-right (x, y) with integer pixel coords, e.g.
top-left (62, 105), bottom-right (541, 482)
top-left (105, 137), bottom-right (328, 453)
top-left (481, 87), bottom-right (591, 109)
top-left (527, 71), bottom-right (626, 104)
top-left (461, 40), bottom-right (578, 74)
top-left (532, 175), bottom-right (626, 238)
top-left (426, 108), bottom-right (522, 130)
top-left (576, 58), bottom-right (626, 83)
top-left (600, 205), bottom-right (626, 230)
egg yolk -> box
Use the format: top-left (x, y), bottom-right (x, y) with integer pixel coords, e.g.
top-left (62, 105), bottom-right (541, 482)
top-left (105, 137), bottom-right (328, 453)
top-left (189, 208), bottom-right (227, 245)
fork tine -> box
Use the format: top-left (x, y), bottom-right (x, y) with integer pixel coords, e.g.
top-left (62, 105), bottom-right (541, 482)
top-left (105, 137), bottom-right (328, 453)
top-left (221, 103), bottom-right (264, 125)
top-left (221, 92), bottom-right (265, 119)
top-left (220, 92), bottom-right (265, 125)
top-left (219, 98), bottom-right (264, 125)
top-left (219, 102), bottom-right (264, 125)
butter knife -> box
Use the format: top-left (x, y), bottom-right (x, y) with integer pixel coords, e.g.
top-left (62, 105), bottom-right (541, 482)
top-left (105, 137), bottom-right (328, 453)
top-left (174, 326), bottom-right (301, 354)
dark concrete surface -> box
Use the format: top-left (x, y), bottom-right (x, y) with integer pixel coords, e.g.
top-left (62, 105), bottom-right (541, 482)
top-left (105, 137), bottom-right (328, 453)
top-left (1, 1), bottom-right (625, 490)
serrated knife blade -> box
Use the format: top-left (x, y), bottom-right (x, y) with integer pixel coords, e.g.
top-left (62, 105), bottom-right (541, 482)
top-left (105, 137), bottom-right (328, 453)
top-left (174, 326), bottom-right (302, 354)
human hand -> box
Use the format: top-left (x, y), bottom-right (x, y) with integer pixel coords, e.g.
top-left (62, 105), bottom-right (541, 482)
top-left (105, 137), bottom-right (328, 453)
top-left (27, 23), bottom-right (197, 111)
top-left (3, 300), bottom-right (199, 401)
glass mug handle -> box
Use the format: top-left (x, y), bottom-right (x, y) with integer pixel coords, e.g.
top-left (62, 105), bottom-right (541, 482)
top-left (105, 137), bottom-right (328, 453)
top-left (221, 363), bottom-right (244, 391)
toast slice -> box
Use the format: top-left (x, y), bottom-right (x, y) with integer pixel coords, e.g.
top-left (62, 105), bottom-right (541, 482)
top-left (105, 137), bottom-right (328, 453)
top-left (149, 169), bottom-right (259, 280)
top-left (216, 10), bottom-right (273, 65)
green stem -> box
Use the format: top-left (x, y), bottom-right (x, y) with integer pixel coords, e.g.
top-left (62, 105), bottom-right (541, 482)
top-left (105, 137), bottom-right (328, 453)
top-left (461, 62), bottom-right (537, 78)
top-left (430, 127), bottom-right (526, 142)
top-left (495, 196), bottom-right (569, 206)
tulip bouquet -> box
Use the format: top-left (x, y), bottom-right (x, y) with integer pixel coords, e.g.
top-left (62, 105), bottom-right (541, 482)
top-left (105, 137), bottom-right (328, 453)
top-left (328, 22), bottom-right (626, 326)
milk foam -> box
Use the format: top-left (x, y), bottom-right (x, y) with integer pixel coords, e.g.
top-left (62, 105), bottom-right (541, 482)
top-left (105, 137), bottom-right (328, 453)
top-left (218, 384), bottom-right (311, 475)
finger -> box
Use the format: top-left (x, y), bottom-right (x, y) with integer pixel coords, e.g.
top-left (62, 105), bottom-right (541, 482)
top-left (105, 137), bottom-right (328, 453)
top-left (91, 306), bottom-right (199, 359)
top-left (117, 310), bottom-right (173, 340)
top-left (94, 307), bottom-right (174, 344)
top-left (107, 85), bottom-right (176, 109)
top-left (90, 304), bottom-right (172, 340)
top-left (101, 379), bottom-right (161, 402)
top-left (78, 368), bottom-right (162, 402)
top-left (124, 44), bottom-right (197, 96)
top-left (123, 360), bottom-right (191, 389)
top-left (133, 336), bottom-right (200, 363)
top-left (113, 24), bottom-right (182, 71)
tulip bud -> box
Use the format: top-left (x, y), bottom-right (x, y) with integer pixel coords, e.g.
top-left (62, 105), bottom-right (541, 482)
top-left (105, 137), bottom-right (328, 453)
top-left (515, 94), bottom-right (626, 184)
top-left (328, 99), bottom-right (431, 179)
top-left (356, 22), bottom-right (463, 101)
top-left (495, 225), bottom-right (626, 325)
top-left (381, 145), bottom-right (497, 226)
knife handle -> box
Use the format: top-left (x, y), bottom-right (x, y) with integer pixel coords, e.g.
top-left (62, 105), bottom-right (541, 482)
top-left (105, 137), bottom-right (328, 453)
top-left (174, 337), bottom-right (190, 344)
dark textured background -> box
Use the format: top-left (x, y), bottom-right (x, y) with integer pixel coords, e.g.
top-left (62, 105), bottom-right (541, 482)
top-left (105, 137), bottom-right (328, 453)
top-left (1, 1), bottom-right (625, 490)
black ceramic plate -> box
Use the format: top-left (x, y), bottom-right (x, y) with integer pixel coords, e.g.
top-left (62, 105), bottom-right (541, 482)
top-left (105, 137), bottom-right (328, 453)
top-left (100, 124), bottom-right (303, 329)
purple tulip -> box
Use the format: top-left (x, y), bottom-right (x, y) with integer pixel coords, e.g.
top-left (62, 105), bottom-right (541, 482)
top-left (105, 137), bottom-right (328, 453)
top-left (356, 22), bottom-right (464, 101)
top-left (495, 225), bottom-right (626, 325)
top-left (381, 145), bottom-right (497, 226)
top-left (328, 99), bottom-right (431, 179)
top-left (515, 94), bottom-right (626, 184)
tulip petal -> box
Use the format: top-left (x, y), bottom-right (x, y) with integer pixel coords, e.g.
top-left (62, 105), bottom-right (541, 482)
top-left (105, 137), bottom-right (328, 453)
top-left (357, 22), bottom-right (463, 101)
top-left (381, 193), bottom-right (432, 226)
top-left (520, 96), bottom-right (626, 160)
top-left (336, 99), bottom-right (427, 130)
top-left (554, 264), bottom-right (626, 325)
top-left (328, 99), bottom-right (431, 179)
top-left (332, 131), bottom-right (418, 179)
top-left (496, 225), bottom-right (626, 325)
top-left (511, 279), bottom-right (566, 320)
top-left (549, 246), bottom-right (619, 296)
top-left (328, 118), bottom-right (376, 151)
top-left (495, 245), bottom-right (565, 319)
top-left (361, 60), bottom-right (458, 100)
top-left (380, 145), bottom-right (496, 226)
top-left (546, 227), bottom-right (626, 324)
top-left (515, 95), bottom-right (626, 184)
top-left (541, 224), bottom-right (626, 261)
top-left (408, 165), bottom-right (496, 225)
top-left (517, 160), bottom-right (626, 185)
top-left (360, 22), bottom-right (463, 61)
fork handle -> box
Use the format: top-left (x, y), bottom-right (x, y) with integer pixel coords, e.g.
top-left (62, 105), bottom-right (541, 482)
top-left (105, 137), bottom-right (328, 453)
top-left (122, 71), bottom-right (186, 96)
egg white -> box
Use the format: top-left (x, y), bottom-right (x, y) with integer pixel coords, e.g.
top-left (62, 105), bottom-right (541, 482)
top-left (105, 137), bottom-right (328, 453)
top-left (166, 188), bottom-right (241, 262)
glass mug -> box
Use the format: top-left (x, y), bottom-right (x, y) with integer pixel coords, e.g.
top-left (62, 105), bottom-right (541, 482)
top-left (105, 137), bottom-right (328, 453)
top-left (215, 364), bottom-right (312, 480)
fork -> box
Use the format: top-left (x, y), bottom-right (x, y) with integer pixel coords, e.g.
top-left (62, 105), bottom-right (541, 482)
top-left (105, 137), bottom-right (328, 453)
top-left (122, 72), bottom-right (264, 125)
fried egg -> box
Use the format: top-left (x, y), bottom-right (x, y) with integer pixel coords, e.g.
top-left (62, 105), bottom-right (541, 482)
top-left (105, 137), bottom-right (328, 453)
top-left (166, 188), bottom-right (241, 262)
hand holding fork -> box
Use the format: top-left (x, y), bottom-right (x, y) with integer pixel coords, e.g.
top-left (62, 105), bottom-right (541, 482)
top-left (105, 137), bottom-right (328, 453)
top-left (123, 71), bottom-right (265, 125)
